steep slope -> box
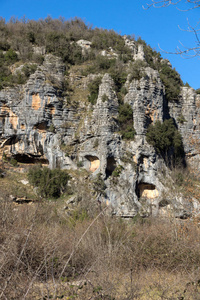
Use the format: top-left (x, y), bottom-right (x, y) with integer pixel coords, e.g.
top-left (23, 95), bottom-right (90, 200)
top-left (0, 20), bottom-right (199, 218)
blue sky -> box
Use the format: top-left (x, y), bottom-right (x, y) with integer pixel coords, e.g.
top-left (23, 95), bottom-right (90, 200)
top-left (0, 0), bottom-right (199, 89)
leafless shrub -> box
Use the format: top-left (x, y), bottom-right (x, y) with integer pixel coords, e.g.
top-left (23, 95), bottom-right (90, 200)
top-left (1, 197), bottom-right (200, 299)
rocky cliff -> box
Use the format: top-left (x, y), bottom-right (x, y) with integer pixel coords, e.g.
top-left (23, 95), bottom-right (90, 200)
top-left (0, 42), bottom-right (200, 219)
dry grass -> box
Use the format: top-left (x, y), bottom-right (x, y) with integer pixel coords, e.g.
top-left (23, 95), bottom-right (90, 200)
top-left (0, 164), bottom-right (36, 200)
top-left (1, 194), bottom-right (200, 299)
top-left (1, 163), bottom-right (200, 299)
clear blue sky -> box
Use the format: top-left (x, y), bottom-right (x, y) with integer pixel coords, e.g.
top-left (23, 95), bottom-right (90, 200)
top-left (0, 0), bottom-right (199, 89)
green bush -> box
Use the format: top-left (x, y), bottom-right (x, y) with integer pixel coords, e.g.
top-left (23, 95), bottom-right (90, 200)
top-left (159, 64), bottom-right (182, 102)
top-left (32, 54), bottom-right (44, 64)
top-left (46, 32), bottom-right (83, 65)
top-left (0, 67), bottom-right (12, 90)
top-left (48, 123), bottom-right (55, 133)
top-left (0, 52), bottom-right (36, 88)
top-left (118, 103), bottom-right (133, 123)
top-left (102, 94), bottom-right (108, 102)
top-left (91, 29), bottom-right (126, 52)
top-left (94, 139), bottom-right (99, 148)
top-left (196, 88), bottom-right (200, 94)
top-left (129, 60), bottom-right (146, 81)
top-left (146, 119), bottom-right (184, 165)
top-left (93, 173), bottom-right (106, 196)
top-left (177, 114), bottom-right (186, 124)
top-left (184, 82), bottom-right (191, 87)
top-left (96, 55), bottom-right (116, 70)
top-left (82, 56), bottom-right (120, 76)
top-left (77, 161), bottom-right (84, 168)
top-left (122, 125), bottom-right (136, 140)
top-left (139, 39), bottom-right (162, 70)
top-left (4, 49), bottom-right (18, 64)
top-left (118, 103), bottom-right (136, 140)
top-left (28, 166), bottom-right (70, 198)
top-left (10, 64), bottom-right (37, 85)
top-left (0, 50), bottom-right (17, 89)
top-left (112, 165), bottom-right (123, 177)
top-left (22, 64), bottom-right (37, 77)
top-left (109, 64), bottom-right (127, 92)
top-left (88, 77), bottom-right (102, 105)
top-left (120, 86), bottom-right (128, 95)
top-left (10, 158), bottom-right (18, 167)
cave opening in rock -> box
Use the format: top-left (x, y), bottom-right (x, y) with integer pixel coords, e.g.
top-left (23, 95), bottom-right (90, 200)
top-left (85, 155), bottom-right (100, 172)
top-left (2, 135), bottom-right (19, 146)
top-left (136, 182), bottom-right (159, 199)
top-left (34, 121), bottom-right (48, 131)
top-left (106, 156), bottom-right (116, 178)
top-left (13, 154), bottom-right (49, 165)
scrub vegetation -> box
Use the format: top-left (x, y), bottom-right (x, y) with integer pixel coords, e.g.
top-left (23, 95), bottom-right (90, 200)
top-left (1, 191), bottom-right (200, 299)
top-left (146, 118), bottom-right (185, 166)
top-left (0, 16), bottom-right (198, 300)
top-left (28, 166), bottom-right (71, 198)
top-left (118, 103), bottom-right (136, 140)
top-left (0, 16), bottom-right (183, 104)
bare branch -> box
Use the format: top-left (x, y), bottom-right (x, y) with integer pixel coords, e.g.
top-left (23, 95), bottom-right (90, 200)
top-left (157, 19), bottom-right (200, 57)
top-left (158, 39), bottom-right (200, 58)
top-left (143, 0), bottom-right (200, 10)
top-left (59, 206), bottom-right (108, 280)
top-left (0, 215), bottom-right (36, 298)
top-left (143, 0), bottom-right (182, 9)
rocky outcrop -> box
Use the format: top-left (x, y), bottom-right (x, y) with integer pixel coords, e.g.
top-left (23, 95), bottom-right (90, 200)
top-left (124, 36), bottom-right (145, 61)
top-left (169, 87), bottom-right (200, 171)
top-left (125, 67), bottom-right (165, 135)
top-left (76, 39), bottom-right (92, 54)
top-left (0, 54), bottom-right (199, 218)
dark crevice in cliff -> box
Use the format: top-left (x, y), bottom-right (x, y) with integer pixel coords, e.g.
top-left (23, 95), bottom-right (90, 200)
top-left (34, 121), bottom-right (48, 131)
top-left (163, 95), bottom-right (171, 121)
top-left (1, 135), bottom-right (19, 146)
top-left (13, 153), bottom-right (49, 164)
top-left (106, 156), bottom-right (116, 178)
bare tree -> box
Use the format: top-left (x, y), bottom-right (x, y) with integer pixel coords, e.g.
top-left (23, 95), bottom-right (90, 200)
top-left (143, 0), bottom-right (200, 57)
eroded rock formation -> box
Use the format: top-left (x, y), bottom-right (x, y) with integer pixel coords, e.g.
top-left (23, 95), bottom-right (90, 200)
top-left (0, 51), bottom-right (199, 218)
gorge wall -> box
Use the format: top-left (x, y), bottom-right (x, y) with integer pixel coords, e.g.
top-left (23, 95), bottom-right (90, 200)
top-left (0, 46), bottom-right (200, 219)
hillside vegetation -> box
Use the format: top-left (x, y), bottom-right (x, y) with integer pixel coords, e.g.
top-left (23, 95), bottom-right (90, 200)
top-left (0, 16), bottom-right (184, 102)
top-left (1, 16), bottom-right (200, 299)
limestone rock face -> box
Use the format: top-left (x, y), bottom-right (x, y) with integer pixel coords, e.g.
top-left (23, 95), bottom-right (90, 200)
top-left (169, 87), bottom-right (200, 171)
top-left (124, 36), bottom-right (145, 61)
top-left (125, 67), bottom-right (165, 135)
top-left (76, 39), bottom-right (92, 51)
top-left (0, 56), bottom-right (77, 169)
top-left (0, 55), bottom-right (199, 218)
